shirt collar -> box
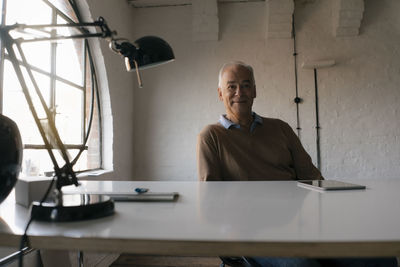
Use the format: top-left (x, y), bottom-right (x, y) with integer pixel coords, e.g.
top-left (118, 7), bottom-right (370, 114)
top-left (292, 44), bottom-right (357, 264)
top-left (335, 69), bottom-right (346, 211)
top-left (219, 112), bottom-right (263, 132)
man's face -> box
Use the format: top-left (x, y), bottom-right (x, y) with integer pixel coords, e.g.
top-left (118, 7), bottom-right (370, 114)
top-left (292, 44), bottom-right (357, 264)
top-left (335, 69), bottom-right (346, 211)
top-left (218, 65), bottom-right (256, 120)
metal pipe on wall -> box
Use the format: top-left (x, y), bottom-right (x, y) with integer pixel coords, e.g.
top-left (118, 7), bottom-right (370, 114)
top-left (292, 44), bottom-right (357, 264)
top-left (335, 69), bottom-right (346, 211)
top-left (302, 60), bottom-right (335, 171)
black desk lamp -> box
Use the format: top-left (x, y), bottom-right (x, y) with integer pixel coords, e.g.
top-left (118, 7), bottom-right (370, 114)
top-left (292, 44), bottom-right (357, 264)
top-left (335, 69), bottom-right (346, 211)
top-left (0, 17), bottom-right (174, 221)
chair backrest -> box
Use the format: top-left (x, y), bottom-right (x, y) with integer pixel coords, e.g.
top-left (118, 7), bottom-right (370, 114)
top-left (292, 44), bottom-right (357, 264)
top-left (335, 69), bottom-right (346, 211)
top-left (219, 256), bottom-right (262, 267)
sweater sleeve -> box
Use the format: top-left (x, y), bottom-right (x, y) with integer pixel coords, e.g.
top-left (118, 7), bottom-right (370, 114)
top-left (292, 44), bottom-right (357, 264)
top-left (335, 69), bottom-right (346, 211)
top-left (281, 121), bottom-right (323, 180)
top-left (196, 126), bottom-right (222, 181)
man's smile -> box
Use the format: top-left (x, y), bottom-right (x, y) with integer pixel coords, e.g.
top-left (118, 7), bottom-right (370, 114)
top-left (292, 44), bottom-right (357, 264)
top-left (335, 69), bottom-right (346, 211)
top-left (232, 99), bottom-right (248, 104)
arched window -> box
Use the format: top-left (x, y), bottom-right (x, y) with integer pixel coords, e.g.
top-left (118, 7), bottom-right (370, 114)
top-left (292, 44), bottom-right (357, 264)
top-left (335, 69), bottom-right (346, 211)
top-left (0, 0), bottom-right (102, 176)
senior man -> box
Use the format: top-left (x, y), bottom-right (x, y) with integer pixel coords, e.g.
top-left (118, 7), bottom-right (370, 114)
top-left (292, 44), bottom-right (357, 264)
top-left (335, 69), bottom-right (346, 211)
top-left (197, 61), bottom-right (322, 182)
top-left (196, 61), bottom-right (397, 267)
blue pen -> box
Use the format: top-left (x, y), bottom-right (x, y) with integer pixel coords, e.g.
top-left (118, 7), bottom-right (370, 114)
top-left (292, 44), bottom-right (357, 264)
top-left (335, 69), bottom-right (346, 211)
top-left (135, 187), bottom-right (149, 194)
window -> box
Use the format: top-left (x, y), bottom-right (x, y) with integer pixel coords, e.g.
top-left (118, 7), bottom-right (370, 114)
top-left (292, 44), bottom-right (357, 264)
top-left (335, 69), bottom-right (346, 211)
top-left (0, 0), bottom-right (102, 176)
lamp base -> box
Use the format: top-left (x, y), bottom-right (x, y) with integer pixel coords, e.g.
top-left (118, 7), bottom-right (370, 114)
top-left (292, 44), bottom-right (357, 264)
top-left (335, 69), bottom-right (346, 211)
top-left (31, 194), bottom-right (114, 222)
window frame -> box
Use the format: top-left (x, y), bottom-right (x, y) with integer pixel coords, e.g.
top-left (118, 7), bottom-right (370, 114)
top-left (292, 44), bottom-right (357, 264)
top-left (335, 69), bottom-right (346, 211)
top-left (0, 0), bottom-right (103, 174)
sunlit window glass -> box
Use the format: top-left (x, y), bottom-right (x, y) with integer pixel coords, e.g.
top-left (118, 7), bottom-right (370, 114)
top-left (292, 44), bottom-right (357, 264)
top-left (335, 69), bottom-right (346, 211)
top-left (0, 0), bottom-right (101, 177)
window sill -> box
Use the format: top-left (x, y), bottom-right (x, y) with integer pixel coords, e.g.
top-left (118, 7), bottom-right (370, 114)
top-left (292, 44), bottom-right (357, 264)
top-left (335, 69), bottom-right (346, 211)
top-left (77, 169), bottom-right (113, 179)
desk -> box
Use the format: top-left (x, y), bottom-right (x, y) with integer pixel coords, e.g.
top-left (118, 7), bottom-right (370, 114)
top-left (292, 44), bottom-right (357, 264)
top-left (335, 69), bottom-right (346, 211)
top-left (1, 180), bottom-right (400, 257)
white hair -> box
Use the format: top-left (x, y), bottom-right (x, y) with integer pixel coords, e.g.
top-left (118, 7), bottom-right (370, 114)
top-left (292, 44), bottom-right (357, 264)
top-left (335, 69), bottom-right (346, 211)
top-left (218, 61), bottom-right (255, 88)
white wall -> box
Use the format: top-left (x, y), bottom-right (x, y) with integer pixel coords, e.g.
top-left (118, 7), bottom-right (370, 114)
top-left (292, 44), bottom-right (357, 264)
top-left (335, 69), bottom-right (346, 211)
top-left (87, 0), bottom-right (400, 181)
top-left (295, 0), bottom-right (400, 179)
top-left (83, 0), bottom-right (138, 180)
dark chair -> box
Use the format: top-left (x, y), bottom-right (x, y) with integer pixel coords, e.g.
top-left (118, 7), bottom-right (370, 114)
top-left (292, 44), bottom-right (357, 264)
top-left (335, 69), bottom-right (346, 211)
top-left (219, 256), bottom-right (262, 267)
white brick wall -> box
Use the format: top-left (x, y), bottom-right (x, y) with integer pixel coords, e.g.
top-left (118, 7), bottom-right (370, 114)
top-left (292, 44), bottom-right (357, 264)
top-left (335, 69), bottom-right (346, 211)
top-left (266, 0), bottom-right (294, 39)
top-left (87, 0), bottom-right (400, 181)
top-left (192, 0), bottom-right (219, 41)
top-left (332, 0), bottom-right (364, 37)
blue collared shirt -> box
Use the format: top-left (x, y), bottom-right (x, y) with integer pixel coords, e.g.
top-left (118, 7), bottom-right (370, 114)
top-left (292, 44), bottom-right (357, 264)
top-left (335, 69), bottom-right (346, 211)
top-left (219, 112), bottom-right (263, 133)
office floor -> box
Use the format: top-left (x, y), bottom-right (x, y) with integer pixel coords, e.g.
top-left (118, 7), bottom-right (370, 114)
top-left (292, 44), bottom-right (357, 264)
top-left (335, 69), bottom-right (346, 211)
top-left (110, 254), bottom-right (221, 267)
top-left (110, 255), bottom-right (400, 267)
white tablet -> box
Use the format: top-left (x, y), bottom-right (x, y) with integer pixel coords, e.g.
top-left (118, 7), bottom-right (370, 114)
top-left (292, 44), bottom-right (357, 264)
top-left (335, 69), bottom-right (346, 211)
top-left (297, 180), bottom-right (366, 191)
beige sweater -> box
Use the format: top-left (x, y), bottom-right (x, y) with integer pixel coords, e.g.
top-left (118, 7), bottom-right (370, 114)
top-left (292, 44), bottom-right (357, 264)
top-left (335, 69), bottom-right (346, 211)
top-left (197, 117), bottom-right (322, 181)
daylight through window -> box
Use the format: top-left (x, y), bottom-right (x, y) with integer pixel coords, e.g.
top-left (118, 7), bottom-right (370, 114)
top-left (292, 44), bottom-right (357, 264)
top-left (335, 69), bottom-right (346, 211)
top-left (0, 0), bottom-right (102, 177)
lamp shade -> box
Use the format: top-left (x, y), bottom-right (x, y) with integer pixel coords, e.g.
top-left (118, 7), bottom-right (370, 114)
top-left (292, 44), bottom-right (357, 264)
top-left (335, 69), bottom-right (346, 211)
top-left (0, 114), bottom-right (22, 204)
top-left (125, 36), bottom-right (174, 71)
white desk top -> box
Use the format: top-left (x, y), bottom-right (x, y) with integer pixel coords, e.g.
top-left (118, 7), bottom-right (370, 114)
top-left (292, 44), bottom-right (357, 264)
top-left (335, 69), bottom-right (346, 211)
top-left (1, 179), bottom-right (400, 257)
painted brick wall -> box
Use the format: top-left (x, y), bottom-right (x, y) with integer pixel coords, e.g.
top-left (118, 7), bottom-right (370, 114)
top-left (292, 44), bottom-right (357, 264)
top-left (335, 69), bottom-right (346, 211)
top-left (88, 0), bottom-right (400, 181)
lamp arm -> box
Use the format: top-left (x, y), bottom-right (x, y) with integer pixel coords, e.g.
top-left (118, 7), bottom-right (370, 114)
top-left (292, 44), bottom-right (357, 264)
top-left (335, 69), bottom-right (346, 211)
top-left (0, 17), bottom-right (168, 192)
top-left (0, 17), bottom-right (116, 191)
top-left (19, 32), bottom-right (106, 43)
top-left (15, 19), bottom-right (108, 31)
top-left (10, 17), bottom-right (115, 44)
top-left (0, 29), bottom-right (78, 190)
